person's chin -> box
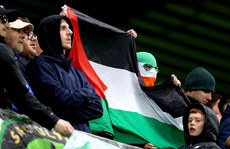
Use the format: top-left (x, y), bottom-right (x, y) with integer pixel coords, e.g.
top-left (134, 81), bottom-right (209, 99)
top-left (202, 101), bottom-right (207, 105)
top-left (64, 45), bottom-right (71, 50)
top-left (15, 49), bottom-right (23, 54)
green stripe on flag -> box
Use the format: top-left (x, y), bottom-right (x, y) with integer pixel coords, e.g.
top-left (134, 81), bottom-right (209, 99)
top-left (89, 98), bottom-right (114, 135)
top-left (110, 109), bottom-right (185, 149)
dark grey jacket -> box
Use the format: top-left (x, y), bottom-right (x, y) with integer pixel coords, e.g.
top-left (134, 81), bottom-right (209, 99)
top-left (0, 36), bottom-right (59, 129)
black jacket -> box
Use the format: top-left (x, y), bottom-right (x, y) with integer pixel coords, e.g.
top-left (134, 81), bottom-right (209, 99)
top-left (0, 36), bottom-right (59, 129)
top-left (178, 104), bottom-right (220, 149)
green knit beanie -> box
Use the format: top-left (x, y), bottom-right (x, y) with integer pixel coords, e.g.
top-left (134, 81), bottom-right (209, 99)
top-left (184, 67), bottom-right (215, 92)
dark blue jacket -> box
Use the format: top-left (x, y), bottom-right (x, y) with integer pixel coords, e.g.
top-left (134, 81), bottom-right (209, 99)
top-left (217, 105), bottom-right (230, 149)
top-left (26, 15), bottom-right (103, 133)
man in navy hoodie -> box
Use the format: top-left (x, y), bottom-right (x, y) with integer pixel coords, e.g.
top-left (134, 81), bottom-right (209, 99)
top-left (26, 15), bottom-right (103, 133)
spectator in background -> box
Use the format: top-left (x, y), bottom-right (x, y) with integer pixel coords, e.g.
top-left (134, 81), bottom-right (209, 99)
top-left (26, 15), bottom-right (103, 133)
top-left (218, 96), bottom-right (230, 116)
top-left (15, 17), bottom-right (39, 80)
top-left (34, 37), bottom-right (43, 55)
top-left (0, 5), bottom-right (73, 136)
top-left (217, 96), bottom-right (230, 149)
top-left (206, 93), bottom-right (222, 122)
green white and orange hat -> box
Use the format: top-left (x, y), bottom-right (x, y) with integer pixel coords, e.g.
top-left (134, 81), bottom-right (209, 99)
top-left (137, 52), bottom-right (159, 87)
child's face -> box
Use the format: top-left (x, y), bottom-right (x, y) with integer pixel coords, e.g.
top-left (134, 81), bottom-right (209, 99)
top-left (188, 112), bottom-right (205, 136)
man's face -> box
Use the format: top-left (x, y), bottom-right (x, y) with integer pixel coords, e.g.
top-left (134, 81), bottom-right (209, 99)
top-left (187, 90), bottom-right (212, 105)
top-left (60, 19), bottom-right (73, 54)
top-left (5, 28), bottom-right (26, 53)
top-left (21, 32), bottom-right (38, 59)
top-left (0, 15), bottom-right (9, 38)
top-left (188, 112), bottom-right (205, 136)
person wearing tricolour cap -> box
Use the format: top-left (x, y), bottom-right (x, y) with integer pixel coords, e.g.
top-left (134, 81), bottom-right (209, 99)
top-left (137, 52), bottom-right (159, 87)
top-left (0, 5), bottom-right (74, 137)
top-left (184, 67), bottom-right (216, 105)
top-left (137, 51), bottom-right (181, 149)
top-left (137, 51), bottom-right (181, 87)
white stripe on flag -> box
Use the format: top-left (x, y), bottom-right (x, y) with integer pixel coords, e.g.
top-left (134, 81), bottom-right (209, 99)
top-left (90, 61), bottom-right (183, 130)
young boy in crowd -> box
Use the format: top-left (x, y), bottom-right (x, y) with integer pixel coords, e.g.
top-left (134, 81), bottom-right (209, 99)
top-left (178, 104), bottom-right (220, 149)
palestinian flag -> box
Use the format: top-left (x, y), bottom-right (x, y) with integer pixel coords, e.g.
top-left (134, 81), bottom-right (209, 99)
top-left (66, 6), bottom-right (186, 149)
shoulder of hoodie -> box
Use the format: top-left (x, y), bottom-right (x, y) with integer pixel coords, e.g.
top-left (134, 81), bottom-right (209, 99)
top-left (32, 55), bottom-right (61, 64)
top-left (27, 55), bottom-right (58, 71)
top-left (31, 55), bottom-right (86, 76)
top-left (178, 142), bottom-right (220, 149)
top-left (190, 142), bottom-right (220, 149)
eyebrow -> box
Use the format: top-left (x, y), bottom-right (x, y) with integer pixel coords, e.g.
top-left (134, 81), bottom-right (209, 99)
top-left (60, 24), bottom-right (70, 29)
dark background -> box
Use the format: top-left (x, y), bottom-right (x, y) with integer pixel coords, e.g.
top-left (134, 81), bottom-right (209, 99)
top-left (3, 0), bottom-right (230, 96)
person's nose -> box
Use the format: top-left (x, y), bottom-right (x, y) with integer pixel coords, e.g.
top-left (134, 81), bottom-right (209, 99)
top-left (67, 28), bottom-right (73, 35)
top-left (20, 34), bottom-right (26, 40)
top-left (31, 36), bottom-right (37, 41)
top-left (190, 120), bottom-right (194, 125)
top-left (206, 92), bottom-right (212, 101)
top-left (190, 122), bottom-right (195, 128)
top-left (19, 31), bottom-right (26, 39)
